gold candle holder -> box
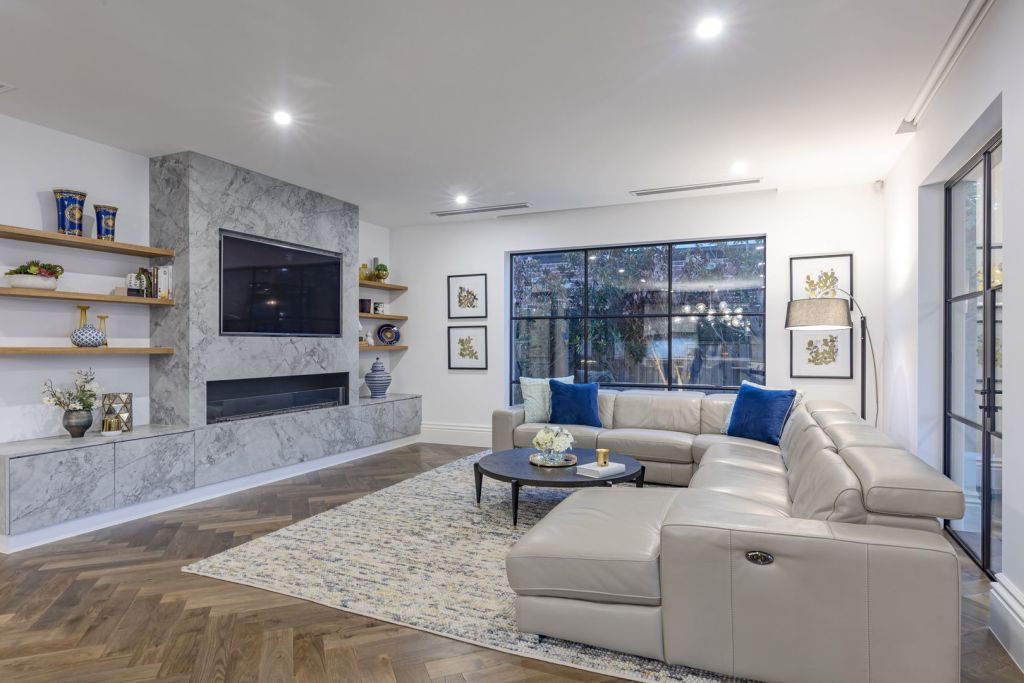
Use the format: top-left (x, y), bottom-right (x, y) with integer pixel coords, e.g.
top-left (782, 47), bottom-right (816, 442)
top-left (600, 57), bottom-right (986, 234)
top-left (596, 448), bottom-right (610, 467)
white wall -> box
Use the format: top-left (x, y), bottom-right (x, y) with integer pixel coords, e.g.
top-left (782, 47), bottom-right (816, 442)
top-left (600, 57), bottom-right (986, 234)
top-left (388, 185), bottom-right (884, 444)
top-left (357, 219), bottom-right (393, 397)
top-left (881, 0), bottom-right (1024, 662)
top-left (0, 114), bottom-right (151, 442)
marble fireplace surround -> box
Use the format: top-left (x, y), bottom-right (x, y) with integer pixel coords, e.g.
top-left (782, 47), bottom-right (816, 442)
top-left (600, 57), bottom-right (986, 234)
top-left (150, 151), bottom-right (361, 428)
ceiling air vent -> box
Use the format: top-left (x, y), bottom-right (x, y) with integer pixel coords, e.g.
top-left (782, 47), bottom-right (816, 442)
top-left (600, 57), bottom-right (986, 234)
top-left (0, 83), bottom-right (16, 96)
top-left (432, 202), bottom-right (531, 217)
top-left (630, 178), bottom-right (762, 197)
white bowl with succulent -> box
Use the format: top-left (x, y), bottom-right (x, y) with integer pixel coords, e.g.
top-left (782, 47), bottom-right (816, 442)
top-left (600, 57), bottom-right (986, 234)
top-left (42, 369), bottom-right (100, 438)
top-left (5, 260), bottom-right (64, 290)
top-left (531, 425), bottom-right (575, 466)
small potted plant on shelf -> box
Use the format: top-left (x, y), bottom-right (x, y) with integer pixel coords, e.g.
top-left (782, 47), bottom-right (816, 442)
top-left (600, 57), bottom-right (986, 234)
top-left (373, 263), bottom-right (389, 282)
top-left (42, 369), bottom-right (100, 438)
top-left (5, 260), bottom-right (65, 290)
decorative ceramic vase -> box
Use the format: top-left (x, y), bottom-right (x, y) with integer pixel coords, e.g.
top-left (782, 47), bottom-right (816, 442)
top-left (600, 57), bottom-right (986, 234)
top-left (62, 409), bottom-right (93, 438)
top-left (71, 305), bottom-right (106, 347)
top-left (365, 357), bottom-right (391, 398)
top-left (94, 204), bottom-right (118, 241)
top-left (53, 189), bottom-right (87, 236)
top-left (7, 274), bottom-right (58, 290)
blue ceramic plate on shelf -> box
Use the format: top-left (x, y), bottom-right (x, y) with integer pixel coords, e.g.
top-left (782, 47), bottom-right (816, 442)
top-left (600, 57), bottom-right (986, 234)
top-left (376, 323), bottom-right (401, 345)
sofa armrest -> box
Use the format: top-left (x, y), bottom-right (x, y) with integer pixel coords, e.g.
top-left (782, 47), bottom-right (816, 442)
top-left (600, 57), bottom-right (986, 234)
top-left (659, 505), bottom-right (960, 683)
top-left (492, 405), bottom-right (526, 452)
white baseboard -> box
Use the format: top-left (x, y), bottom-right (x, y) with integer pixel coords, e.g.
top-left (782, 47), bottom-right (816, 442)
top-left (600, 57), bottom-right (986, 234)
top-left (419, 421), bottom-right (491, 448)
top-left (990, 573), bottom-right (1024, 675)
top-left (0, 435), bottom-right (420, 554)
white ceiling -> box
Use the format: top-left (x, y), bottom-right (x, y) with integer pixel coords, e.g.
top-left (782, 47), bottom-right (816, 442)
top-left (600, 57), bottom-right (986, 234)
top-left (0, 0), bottom-right (965, 227)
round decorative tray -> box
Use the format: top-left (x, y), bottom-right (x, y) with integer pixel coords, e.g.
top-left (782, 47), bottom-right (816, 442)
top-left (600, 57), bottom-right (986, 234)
top-left (529, 452), bottom-right (577, 467)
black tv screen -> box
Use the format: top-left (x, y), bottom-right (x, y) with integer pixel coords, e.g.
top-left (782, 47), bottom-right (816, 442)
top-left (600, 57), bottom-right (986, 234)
top-left (220, 232), bottom-right (341, 336)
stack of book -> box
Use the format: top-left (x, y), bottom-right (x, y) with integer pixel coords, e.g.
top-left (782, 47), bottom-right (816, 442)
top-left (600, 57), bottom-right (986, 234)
top-left (576, 461), bottom-right (626, 478)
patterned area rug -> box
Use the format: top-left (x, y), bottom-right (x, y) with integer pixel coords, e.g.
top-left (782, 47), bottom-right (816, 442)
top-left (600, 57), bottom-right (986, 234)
top-left (183, 452), bottom-right (741, 683)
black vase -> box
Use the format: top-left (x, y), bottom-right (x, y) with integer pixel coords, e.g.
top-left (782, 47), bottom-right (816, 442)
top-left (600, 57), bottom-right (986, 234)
top-left (62, 409), bottom-right (93, 438)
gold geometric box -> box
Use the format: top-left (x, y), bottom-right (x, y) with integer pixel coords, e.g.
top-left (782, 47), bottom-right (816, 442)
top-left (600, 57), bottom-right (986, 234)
top-left (101, 392), bottom-right (133, 432)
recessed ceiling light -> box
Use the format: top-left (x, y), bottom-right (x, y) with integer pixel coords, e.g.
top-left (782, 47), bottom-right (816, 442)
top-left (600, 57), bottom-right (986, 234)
top-left (454, 194), bottom-right (468, 205)
top-left (272, 111), bottom-right (292, 126)
top-left (695, 17), bottom-right (724, 39)
top-left (731, 160), bottom-right (750, 175)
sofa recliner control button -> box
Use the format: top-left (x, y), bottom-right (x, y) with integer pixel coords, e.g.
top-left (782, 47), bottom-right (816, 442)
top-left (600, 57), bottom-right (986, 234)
top-left (745, 550), bottom-right (774, 565)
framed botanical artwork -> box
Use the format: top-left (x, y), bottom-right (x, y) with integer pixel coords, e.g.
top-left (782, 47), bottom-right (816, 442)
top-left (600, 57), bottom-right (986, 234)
top-left (790, 253), bottom-right (854, 379)
top-left (448, 326), bottom-right (488, 370)
top-left (448, 273), bottom-right (487, 319)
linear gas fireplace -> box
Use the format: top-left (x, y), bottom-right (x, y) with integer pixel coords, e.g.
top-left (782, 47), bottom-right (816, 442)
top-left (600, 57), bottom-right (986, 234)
top-left (206, 372), bottom-right (349, 424)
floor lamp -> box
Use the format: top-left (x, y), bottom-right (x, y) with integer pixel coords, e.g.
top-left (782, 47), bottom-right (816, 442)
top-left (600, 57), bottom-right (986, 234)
top-left (784, 292), bottom-right (878, 426)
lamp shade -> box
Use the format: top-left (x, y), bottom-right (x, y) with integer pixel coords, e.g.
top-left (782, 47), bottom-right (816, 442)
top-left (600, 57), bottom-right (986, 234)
top-left (785, 298), bottom-right (852, 330)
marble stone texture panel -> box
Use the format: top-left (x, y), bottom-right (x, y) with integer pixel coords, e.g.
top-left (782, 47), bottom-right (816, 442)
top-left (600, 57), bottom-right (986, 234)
top-left (149, 152), bottom-right (191, 426)
top-left (8, 444), bottom-right (115, 534)
top-left (148, 152), bottom-right (360, 428)
top-left (194, 402), bottom-right (395, 488)
top-left (393, 398), bottom-right (422, 438)
top-left (114, 431), bottom-right (196, 507)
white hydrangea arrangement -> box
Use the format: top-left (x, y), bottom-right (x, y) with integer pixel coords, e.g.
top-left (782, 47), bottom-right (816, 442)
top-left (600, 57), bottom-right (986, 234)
top-left (532, 426), bottom-right (574, 454)
top-left (41, 368), bottom-right (99, 412)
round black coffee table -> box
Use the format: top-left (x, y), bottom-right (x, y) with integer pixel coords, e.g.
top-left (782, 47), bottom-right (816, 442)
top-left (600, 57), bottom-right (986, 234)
top-left (474, 448), bottom-right (644, 526)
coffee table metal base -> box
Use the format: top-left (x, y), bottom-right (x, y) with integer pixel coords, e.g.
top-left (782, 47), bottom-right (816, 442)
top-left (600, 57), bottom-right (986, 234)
top-left (474, 451), bottom-right (645, 526)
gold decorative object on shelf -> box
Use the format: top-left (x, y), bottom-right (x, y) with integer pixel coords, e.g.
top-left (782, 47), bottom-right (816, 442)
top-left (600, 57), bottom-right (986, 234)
top-left (96, 315), bottom-right (109, 347)
top-left (102, 392), bottom-right (133, 432)
top-left (101, 415), bottom-right (123, 436)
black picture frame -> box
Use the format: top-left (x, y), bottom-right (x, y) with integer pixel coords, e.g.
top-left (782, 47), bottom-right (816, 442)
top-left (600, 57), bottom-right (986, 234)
top-left (448, 273), bottom-right (488, 319)
top-left (448, 325), bottom-right (488, 370)
top-left (789, 253), bottom-right (854, 379)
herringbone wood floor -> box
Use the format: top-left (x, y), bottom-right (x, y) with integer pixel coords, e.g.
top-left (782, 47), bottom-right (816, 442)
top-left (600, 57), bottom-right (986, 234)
top-left (0, 442), bottom-right (1020, 682)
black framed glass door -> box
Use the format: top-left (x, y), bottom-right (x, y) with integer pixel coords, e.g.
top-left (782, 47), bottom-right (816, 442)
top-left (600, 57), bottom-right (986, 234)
top-left (944, 133), bottom-right (1003, 576)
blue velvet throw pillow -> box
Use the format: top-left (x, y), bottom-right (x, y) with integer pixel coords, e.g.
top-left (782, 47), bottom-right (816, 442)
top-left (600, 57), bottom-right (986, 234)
top-left (725, 382), bottom-right (798, 445)
top-left (549, 380), bottom-right (602, 428)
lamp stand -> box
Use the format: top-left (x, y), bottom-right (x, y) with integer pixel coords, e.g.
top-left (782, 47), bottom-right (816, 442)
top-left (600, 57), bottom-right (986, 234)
top-left (859, 315), bottom-right (867, 420)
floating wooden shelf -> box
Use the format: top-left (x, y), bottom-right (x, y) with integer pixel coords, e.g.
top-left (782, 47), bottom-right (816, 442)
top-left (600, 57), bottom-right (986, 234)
top-left (0, 288), bottom-right (174, 306)
top-left (0, 346), bottom-right (175, 356)
top-left (358, 279), bottom-right (408, 292)
top-left (359, 344), bottom-right (408, 352)
top-left (0, 224), bottom-right (174, 258)
top-left (359, 312), bottom-right (408, 321)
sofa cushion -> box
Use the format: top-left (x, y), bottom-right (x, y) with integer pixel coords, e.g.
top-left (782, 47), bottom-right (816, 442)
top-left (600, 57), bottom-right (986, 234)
top-left (700, 443), bottom-right (787, 475)
top-left (814, 411), bottom-right (865, 429)
top-left (783, 424), bottom-right (837, 496)
top-left (513, 423), bottom-right (604, 449)
top-left (506, 488), bottom-right (679, 606)
top-left (688, 462), bottom-right (791, 514)
top-left (520, 375), bottom-right (574, 423)
top-left (550, 381), bottom-right (602, 428)
top-left (824, 422), bottom-right (900, 450)
top-left (838, 447), bottom-right (965, 520)
top-left (663, 488), bottom-right (791, 521)
top-left (613, 390), bottom-right (702, 433)
top-left (699, 393), bottom-right (736, 435)
top-left (597, 428), bottom-right (694, 465)
top-left (597, 389), bottom-right (618, 429)
top-left (724, 382), bottom-right (797, 445)
top-left (779, 407), bottom-right (815, 452)
top-left (692, 433), bottom-right (779, 464)
top-left (805, 399), bottom-right (855, 414)
top-left (790, 449), bottom-right (867, 523)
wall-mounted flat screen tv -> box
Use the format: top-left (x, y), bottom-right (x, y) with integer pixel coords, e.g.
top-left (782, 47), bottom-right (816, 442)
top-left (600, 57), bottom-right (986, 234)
top-left (220, 231), bottom-right (341, 337)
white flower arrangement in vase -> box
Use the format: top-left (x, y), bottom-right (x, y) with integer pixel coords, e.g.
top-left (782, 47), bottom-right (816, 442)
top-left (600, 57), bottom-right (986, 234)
top-left (532, 426), bottom-right (574, 464)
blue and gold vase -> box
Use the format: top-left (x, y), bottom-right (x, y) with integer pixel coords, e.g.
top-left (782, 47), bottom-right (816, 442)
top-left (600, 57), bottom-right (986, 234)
top-left (94, 204), bottom-right (118, 241)
top-left (53, 189), bottom-right (87, 236)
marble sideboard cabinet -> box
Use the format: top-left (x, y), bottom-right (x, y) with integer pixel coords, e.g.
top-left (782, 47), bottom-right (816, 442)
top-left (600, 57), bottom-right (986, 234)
top-left (0, 394), bottom-right (421, 537)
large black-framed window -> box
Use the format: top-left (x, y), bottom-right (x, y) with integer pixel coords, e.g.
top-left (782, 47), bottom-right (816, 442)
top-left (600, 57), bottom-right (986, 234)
top-left (944, 132), bottom-right (1002, 578)
top-left (509, 237), bottom-right (766, 403)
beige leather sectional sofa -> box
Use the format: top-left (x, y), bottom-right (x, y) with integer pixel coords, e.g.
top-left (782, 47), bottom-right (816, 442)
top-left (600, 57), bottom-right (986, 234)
top-left (492, 390), bottom-right (966, 683)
